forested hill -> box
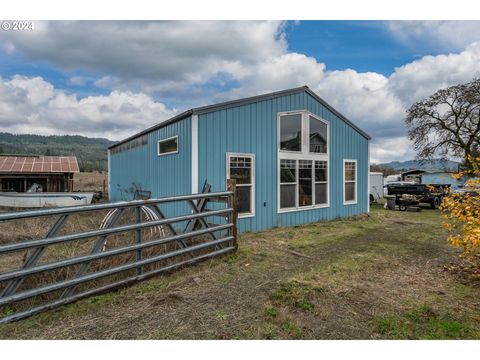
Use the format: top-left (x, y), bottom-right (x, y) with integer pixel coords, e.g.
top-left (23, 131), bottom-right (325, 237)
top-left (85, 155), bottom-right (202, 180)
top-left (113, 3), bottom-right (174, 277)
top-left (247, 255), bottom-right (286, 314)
top-left (377, 159), bottom-right (460, 172)
top-left (0, 132), bottom-right (115, 172)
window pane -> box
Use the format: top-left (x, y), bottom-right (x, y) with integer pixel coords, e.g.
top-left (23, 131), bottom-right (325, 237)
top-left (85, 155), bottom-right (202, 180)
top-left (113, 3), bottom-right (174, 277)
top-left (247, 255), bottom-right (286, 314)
top-left (345, 162), bottom-right (356, 181)
top-left (315, 161), bottom-right (328, 182)
top-left (310, 116), bottom-right (327, 153)
top-left (345, 170), bottom-right (355, 181)
top-left (159, 137), bottom-right (178, 154)
top-left (280, 184), bottom-right (296, 208)
top-left (345, 182), bottom-right (355, 202)
top-left (315, 183), bottom-right (327, 205)
top-left (229, 156), bottom-right (252, 185)
top-left (298, 160), bottom-right (312, 207)
top-left (230, 167), bottom-right (251, 184)
top-left (230, 156), bottom-right (251, 167)
top-left (236, 186), bottom-right (251, 213)
top-left (280, 114), bottom-right (302, 151)
top-left (280, 159), bottom-right (296, 183)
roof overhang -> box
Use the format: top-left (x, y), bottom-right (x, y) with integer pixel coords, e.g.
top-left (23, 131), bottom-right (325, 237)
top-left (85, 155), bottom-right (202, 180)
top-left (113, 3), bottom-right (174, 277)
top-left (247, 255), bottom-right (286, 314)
top-left (109, 85), bottom-right (371, 150)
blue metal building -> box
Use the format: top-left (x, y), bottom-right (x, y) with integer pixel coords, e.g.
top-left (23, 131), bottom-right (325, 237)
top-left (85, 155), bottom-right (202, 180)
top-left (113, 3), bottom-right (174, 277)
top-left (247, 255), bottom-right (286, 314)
top-left (108, 86), bottom-right (371, 232)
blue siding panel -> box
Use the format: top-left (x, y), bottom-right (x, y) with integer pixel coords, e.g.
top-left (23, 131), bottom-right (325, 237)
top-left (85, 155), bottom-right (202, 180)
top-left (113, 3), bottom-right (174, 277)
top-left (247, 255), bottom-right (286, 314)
top-left (109, 90), bottom-right (368, 234)
top-left (197, 91), bottom-right (368, 232)
top-left (109, 116), bottom-right (192, 228)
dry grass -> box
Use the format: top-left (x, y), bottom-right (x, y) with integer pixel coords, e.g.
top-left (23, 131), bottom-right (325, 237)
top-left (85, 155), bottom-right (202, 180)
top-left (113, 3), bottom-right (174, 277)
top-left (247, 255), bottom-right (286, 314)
top-left (73, 172), bottom-right (107, 193)
top-left (0, 205), bottom-right (479, 339)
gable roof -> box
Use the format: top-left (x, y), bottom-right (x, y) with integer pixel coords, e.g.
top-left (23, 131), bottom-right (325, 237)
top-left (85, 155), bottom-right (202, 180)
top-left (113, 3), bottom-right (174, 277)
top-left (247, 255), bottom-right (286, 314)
top-left (109, 86), bottom-right (371, 150)
top-left (0, 155), bottom-right (79, 174)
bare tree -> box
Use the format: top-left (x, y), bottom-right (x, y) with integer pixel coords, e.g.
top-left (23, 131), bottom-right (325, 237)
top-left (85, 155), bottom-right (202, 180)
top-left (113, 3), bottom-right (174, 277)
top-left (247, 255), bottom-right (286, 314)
top-left (406, 78), bottom-right (480, 170)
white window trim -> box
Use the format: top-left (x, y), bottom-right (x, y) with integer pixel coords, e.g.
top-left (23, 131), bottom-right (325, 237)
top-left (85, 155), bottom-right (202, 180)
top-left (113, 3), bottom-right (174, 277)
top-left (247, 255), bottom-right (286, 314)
top-left (314, 160), bottom-right (329, 207)
top-left (277, 111), bottom-right (330, 213)
top-left (277, 110), bottom-right (329, 157)
top-left (191, 115), bottom-right (198, 194)
top-left (226, 152), bottom-right (255, 219)
top-left (157, 135), bottom-right (179, 156)
top-left (343, 159), bottom-right (358, 205)
top-left (278, 159), bottom-right (298, 212)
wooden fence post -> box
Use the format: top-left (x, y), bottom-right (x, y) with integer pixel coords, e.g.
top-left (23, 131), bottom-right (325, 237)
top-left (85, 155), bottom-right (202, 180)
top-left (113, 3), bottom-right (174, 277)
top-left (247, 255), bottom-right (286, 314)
top-left (226, 179), bottom-right (238, 251)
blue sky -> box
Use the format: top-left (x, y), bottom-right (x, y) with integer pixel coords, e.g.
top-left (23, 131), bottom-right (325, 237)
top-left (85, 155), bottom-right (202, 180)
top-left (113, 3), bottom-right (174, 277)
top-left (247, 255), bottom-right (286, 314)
top-left (0, 20), bottom-right (479, 163)
top-left (286, 21), bottom-right (457, 75)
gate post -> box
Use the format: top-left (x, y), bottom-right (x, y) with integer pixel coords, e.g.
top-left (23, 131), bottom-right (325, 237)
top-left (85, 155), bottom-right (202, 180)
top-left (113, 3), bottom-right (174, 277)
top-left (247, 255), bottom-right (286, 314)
top-left (226, 179), bottom-right (238, 251)
top-left (135, 206), bottom-right (143, 275)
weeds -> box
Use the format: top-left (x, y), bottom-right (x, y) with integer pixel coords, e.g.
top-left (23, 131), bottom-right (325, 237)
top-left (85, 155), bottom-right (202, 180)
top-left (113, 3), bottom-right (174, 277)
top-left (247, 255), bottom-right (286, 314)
top-left (375, 304), bottom-right (479, 339)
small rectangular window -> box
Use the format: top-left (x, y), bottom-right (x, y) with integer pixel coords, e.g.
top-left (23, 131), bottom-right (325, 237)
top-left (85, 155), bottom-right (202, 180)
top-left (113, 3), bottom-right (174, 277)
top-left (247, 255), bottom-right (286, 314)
top-left (344, 160), bottom-right (357, 204)
top-left (280, 114), bottom-right (302, 152)
top-left (158, 136), bottom-right (178, 156)
top-left (228, 154), bottom-right (254, 216)
top-left (315, 161), bottom-right (328, 205)
top-left (280, 159), bottom-right (297, 209)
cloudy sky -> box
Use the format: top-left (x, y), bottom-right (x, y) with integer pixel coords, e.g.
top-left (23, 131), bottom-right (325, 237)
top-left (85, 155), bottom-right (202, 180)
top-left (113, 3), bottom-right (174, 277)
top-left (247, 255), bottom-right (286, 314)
top-left (1, 20), bottom-right (480, 163)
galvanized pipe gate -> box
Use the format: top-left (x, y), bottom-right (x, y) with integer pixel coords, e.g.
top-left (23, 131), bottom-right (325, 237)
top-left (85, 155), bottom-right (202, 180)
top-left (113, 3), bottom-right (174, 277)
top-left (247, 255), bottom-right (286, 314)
top-left (0, 184), bottom-right (237, 324)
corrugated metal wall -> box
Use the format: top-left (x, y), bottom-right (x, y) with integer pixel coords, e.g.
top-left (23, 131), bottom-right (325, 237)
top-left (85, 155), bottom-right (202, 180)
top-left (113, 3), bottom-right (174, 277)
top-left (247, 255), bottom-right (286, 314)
top-left (109, 116), bottom-right (192, 223)
top-left (197, 91), bottom-right (369, 232)
top-left (109, 90), bottom-right (369, 233)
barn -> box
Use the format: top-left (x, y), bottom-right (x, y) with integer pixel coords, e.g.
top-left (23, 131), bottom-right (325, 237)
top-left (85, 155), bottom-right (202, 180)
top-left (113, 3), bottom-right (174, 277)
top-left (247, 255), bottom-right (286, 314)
top-left (108, 86), bottom-right (371, 232)
top-left (0, 155), bottom-right (79, 192)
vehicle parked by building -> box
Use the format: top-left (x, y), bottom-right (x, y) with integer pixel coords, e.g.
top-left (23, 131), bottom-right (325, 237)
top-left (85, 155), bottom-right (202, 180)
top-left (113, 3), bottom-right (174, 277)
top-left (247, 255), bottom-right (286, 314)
top-left (385, 183), bottom-right (450, 209)
top-left (369, 172), bottom-right (384, 203)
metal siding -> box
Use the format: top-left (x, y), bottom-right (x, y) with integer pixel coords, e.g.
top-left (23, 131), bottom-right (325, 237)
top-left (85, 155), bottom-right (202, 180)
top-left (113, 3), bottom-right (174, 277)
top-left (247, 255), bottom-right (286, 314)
top-left (198, 91), bottom-right (368, 232)
top-left (109, 116), bottom-right (192, 227)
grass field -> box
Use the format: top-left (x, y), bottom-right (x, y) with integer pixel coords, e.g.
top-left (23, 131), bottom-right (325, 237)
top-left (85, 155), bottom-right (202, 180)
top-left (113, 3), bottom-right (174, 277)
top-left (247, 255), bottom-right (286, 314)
top-left (0, 204), bottom-right (479, 339)
top-left (73, 172), bottom-right (108, 193)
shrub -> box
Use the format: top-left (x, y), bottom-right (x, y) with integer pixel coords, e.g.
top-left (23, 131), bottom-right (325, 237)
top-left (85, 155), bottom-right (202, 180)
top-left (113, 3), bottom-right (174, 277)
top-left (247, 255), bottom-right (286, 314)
top-left (441, 156), bottom-right (480, 271)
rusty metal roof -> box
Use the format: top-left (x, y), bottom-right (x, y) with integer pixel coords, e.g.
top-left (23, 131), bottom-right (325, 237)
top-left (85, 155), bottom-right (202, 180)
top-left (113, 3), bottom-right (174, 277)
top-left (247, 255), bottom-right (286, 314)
top-left (0, 156), bottom-right (80, 174)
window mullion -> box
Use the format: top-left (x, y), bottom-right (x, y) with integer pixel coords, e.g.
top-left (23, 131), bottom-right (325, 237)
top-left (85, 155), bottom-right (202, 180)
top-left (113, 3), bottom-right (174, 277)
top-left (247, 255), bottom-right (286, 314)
top-left (311, 160), bottom-right (315, 207)
top-left (302, 112), bottom-right (308, 154)
top-left (295, 159), bottom-right (299, 208)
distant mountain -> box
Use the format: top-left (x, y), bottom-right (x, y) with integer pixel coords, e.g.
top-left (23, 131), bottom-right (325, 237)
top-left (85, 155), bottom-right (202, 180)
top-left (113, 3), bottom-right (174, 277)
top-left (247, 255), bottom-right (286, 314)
top-left (377, 159), bottom-right (460, 172)
top-left (0, 132), bottom-right (115, 172)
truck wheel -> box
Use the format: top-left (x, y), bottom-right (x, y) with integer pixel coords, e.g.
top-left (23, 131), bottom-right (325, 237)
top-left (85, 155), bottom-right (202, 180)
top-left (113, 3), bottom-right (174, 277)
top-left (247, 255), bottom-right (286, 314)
top-left (399, 205), bottom-right (407, 211)
top-left (369, 194), bottom-right (374, 204)
top-left (431, 196), bottom-right (441, 209)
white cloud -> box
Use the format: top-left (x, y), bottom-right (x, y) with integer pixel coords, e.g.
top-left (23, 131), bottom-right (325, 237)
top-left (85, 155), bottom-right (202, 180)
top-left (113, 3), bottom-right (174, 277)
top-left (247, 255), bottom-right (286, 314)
top-left (217, 42), bottom-right (480, 145)
top-left (387, 21), bottom-right (480, 50)
top-left (218, 53), bottom-right (327, 99)
top-left (315, 70), bottom-right (405, 137)
top-left (68, 76), bottom-right (86, 86)
top-left (1, 21), bottom-right (480, 163)
top-left (370, 137), bottom-right (416, 164)
top-left (388, 42), bottom-right (480, 105)
top-left (0, 75), bottom-right (174, 140)
top-left (0, 21), bottom-right (286, 87)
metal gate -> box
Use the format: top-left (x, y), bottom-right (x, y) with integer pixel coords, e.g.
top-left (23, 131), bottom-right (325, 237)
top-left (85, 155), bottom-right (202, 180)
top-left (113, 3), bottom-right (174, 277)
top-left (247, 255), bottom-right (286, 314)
top-left (0, 183), bottom-right (237, 324)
